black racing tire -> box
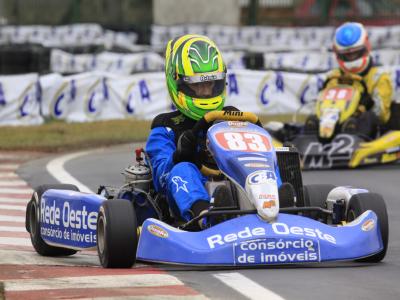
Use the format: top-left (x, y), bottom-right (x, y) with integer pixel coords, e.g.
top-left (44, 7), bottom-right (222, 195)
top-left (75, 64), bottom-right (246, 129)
top-left (97, 199), bottom-right (138, 268)
top-left (26, 184), bottom-right (79, 256)
top-left (346, 193), bottom-right (389, 263)
top-left (302, 184), bottom-right (336, 220)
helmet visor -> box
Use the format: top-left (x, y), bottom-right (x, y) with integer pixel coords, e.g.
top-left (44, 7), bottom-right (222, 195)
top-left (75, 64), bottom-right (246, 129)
top-left (178, 73), bottom-right (226, 99)
top-left (336, 46), bottom-right (368, 62)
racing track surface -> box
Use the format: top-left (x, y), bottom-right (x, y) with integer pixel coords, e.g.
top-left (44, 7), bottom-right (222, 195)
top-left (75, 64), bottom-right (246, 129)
top-left (12, 144), bottom-right (400, 299)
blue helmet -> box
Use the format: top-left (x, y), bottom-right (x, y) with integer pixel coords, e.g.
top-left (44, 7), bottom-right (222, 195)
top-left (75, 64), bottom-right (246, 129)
top-left (333, 22), bottom-right (371, 74)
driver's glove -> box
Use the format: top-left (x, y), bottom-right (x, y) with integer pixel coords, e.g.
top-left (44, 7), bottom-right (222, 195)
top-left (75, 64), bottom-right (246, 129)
top-left (173, 130), bottom-right (197, 164)
top-left (360, 91), bottom-right (374, 111)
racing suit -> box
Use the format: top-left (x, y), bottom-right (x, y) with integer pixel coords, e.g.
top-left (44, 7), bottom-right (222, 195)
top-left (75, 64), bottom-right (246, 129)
top-left (145, 109), bottom-right (221, 221)
top-left (321, 60), bottom-right (393, 137)
top-left (145, 107), bottom-right (281, 221)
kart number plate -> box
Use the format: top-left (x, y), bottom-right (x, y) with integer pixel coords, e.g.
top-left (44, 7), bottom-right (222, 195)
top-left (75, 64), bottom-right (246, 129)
top-left (215, 132), bottom-right (272, 152)
top-left (322, 87), bottom-right (354, 102)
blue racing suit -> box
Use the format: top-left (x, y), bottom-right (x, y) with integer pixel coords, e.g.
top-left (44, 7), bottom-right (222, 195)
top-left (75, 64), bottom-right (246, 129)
top-left (145, 110), bottom-right (210, 221)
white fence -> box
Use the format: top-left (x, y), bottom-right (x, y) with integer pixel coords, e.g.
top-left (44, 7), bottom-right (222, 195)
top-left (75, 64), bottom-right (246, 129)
top-left (2, 67), bottom-right (400, 126)
top-left (151, 24), bottom-right (400, 51)
top-left (0, 24), bottom-right (138, 50)
top-left (264, 49), bottom-right (400, 71)
top-left (49, 49), bottom-right (247, 74)
top-left (2, 24), bottom-right (400, 52)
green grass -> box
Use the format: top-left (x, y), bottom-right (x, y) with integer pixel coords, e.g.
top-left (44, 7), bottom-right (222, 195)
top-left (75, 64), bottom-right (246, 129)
top-left (0, 114), bottom-right (306, 153)
top-left (0, 281), bottom-right (4, 300)
top-left (0, 119), bottom-right (151, 152)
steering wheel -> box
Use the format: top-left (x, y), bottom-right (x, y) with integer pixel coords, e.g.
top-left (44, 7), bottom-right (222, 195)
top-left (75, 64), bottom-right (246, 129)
top-left (191, 111), bottom-right (260, 176)
top-left (328, 73), bottom-right (368, 91)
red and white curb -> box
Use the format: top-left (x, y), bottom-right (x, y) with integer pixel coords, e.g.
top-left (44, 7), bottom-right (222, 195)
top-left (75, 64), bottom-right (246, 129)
top-left (0, 152), bottom-right (207, 300)
top-left (0, 158), bottom-right (32, 252)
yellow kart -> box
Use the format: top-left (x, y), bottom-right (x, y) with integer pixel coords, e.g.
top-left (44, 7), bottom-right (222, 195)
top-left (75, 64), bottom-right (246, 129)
top-left (267, 74), bottom-right (400, 169)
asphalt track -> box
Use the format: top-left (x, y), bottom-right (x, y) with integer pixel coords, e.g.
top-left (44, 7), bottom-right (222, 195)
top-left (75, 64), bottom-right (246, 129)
top-left (16, 144), bottom-right (400, 300)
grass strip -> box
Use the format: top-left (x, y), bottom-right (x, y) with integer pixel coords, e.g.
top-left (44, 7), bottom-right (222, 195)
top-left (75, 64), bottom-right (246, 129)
top-left (0, 114), bottom-right (306, 152)
top-left (0, 281), bottom-right (4, 300)
top-left (0, 119), bottom-right (151, 152)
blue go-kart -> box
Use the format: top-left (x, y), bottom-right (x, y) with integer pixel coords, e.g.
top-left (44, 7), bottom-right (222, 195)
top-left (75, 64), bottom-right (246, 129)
top-left (25, 111), bottom-right (388, 268)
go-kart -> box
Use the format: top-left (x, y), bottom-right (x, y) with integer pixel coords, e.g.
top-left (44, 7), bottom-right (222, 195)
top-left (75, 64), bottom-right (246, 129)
top-left (267, 73), bottom-right (400, 169)
top-left (25, 111), bottom-right (389, 268)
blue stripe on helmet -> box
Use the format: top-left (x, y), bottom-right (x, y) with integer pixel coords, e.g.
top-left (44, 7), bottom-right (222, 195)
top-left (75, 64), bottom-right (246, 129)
top-left (335, 23), bottom-right (362, 47)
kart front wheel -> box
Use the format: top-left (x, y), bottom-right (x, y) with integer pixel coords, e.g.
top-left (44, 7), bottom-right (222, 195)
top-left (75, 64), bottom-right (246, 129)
top-left (347, 193), bottom-right (389, 263)
top-left (302, 184), bottom-right (336, 220)
top-left (97, 199), bottom-right (138, 268)
top-left (26, 184), bottom-right (79, 256)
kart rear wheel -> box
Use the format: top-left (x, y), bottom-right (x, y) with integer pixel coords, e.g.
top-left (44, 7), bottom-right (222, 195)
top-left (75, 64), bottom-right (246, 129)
top-left (302, 184), bottom-right (336, 220)
top-left (97, 199), bottom-right (138, 268)
top-left (346, 193), bottom-right (389, 262)
top-left (26, 184), bottom-right (79, 256)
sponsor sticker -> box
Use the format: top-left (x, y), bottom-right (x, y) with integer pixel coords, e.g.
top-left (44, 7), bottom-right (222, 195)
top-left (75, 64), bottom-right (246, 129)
top-left (200, 74), bottom-right (217, 81)
top-left (40, 197), bottom-right (99, 248)
top-left (206, 223), bottom-right (336, 249)
top-left (363, 157), bottom-right (378, 164)
top-left (148, 224), bottom-right (169, 238)
top-left (228, 121), bottom-right (247, 127)
top-left (259, 194), bottom-right (276, 200)
top-left (244, 163), bottom-right (270, 168)
top-left (262, 200), bottom-right (276, 209)
top-left (247, 170), bottom-right (276, 185)
top-left (223, 110), bottom-right (244, 117)
top-left (234, 238), bottom-right (320, 265)
top-left (171, 176), bottom-right (189, 193)
top-left (361, 219), bottom-right (375, 232)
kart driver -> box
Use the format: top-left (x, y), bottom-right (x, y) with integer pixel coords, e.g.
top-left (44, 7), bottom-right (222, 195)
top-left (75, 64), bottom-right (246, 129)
top-left (145, 34), bottom-right (282, 230)
top-left (307, 22), bottom-right (393, 138)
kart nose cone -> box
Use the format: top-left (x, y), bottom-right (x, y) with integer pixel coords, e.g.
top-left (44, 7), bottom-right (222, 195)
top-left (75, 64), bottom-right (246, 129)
top-left (245, 173), bottom-right (280, 222)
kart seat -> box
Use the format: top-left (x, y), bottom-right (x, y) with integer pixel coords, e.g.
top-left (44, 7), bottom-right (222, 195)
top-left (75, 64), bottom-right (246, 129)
top-left (206, 180), bottom-right (296, 211)
top-left (205, 180), bottom-right (238, 209)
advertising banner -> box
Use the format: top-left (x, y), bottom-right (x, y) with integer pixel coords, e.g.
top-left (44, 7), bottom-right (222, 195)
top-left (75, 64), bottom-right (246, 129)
top-left (50, 50), bottom-right (165, 74)
top-left (0, 73), bottom-right (42, 126)
top-left (2, 65), bottom-right (400, 125)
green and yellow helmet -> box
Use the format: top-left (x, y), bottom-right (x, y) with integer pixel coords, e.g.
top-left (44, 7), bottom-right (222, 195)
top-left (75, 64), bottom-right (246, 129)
top-left (165, 34), bottom-right (227, 120)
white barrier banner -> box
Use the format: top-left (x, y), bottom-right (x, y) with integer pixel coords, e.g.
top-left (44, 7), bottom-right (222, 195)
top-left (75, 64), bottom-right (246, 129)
top-left (40, 72), bottom-right (124, 122)
top-left (39, 70), bottom-right (326, 122)
top-left (0, 73), bottom-right (42, 126)
top-left (50, 49), bottom-right (246, 74)
top-left (50, 50), bottom-right (164, 74)
top-left (226, 70), bottom-right (325, 115)
top-left (152, 24), bottom-right (400, 51)
top-left (387, 66), bottom-right (400, 104)
top-left (3, 65), bottom-right (400, 125)
top-left (223, 51), bottom-right (247, 69)
top-left (264, 49), bottom-right (400, 71)
top-left (0, 24), bottom-right (138, 50)
top-left (36, 66), bottom-right (400, 123)
top-left (40, 72), bottom-right (171, 122)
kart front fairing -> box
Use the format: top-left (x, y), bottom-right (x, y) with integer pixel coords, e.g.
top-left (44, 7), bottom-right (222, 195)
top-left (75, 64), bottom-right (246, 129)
top-left (206, 121), bottom-right (282, 188)
top-left (136, 211), bottom-right (383, 265)
top-left (206, 121), bottom-right (282, 220)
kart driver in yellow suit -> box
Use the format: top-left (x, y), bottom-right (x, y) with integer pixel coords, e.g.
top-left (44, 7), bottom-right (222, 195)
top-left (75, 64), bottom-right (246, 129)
top-left (307, 22), bottom-right (393, 138)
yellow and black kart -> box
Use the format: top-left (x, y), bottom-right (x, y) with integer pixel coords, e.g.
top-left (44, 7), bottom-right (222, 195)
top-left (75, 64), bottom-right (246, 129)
top-left (267, 74), bottom-right (400, 170)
